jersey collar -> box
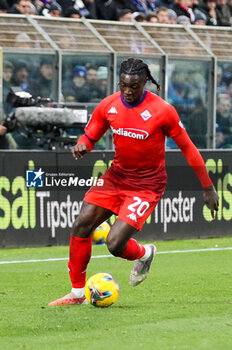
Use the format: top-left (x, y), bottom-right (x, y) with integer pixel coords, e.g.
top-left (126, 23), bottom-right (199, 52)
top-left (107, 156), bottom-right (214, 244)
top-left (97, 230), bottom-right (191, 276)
top-left (120, 90), bottom-right (147, 109)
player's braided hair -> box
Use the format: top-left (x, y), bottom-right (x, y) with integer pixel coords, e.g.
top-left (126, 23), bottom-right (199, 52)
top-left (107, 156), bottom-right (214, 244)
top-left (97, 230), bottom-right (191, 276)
top-left (119, 58), bottom-right (161, 91)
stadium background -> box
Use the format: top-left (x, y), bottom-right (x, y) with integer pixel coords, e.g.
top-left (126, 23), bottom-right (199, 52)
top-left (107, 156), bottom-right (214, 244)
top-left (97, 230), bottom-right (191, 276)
top-left (0, 10), bottom-right (231, 350)
top-left (0, 14), bottom-right (232, 246)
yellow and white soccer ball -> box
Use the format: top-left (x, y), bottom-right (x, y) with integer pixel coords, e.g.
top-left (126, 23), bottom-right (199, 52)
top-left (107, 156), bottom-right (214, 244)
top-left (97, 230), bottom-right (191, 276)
top-left (85, 273), bottom-right (119, 307)
top-left (92, 221), bottom-right (110, 244)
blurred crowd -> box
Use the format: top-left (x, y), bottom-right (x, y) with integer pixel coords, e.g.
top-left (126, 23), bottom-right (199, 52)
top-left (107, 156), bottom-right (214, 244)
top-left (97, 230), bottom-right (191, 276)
top-left (1, 0), bottom-right (232, 150)
top-left (3, 57), bottom-right (54, 115)
top-left (2, 55), bottom-right (232, 149)
top-left (167, 62), bottom-right (232, 149)
top-left (215, 65), bottom-right (232, 148)
top-left (0, 0), bottom-right (232, 26)
top-left (2, 58), bottom-right (108, 111)
top-left (1, 56), bottom-right (109, 149)
top-left (62, 64), bottom-right (108, 103)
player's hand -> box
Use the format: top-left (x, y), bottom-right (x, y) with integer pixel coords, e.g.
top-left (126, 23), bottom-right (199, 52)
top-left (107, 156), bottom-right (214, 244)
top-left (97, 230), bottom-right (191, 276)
top-left (72, 143), bottom-right (89, 160)
top-left (0, 125), bottom-right (7, 136)
top-left (203, 186), bottom-right (219, 219)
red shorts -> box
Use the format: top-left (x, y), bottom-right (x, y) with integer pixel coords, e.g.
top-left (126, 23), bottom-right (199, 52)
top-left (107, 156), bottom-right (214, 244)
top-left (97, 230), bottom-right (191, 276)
top-left (84, 169), bottom-right (163, 230)
top-left (84, 190), bottom-right (161, 230)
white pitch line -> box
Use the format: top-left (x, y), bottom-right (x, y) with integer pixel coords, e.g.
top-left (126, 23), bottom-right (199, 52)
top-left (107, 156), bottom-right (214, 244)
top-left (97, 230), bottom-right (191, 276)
top-left (0, 254), bottom-right (111, 265)
top-left (157, 247), bottom-right (232, 254)
top-left (0, 247), bottom-right (232, 265)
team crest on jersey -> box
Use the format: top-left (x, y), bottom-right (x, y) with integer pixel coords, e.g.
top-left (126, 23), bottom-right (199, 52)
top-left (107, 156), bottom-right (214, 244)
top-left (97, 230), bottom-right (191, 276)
top-left (108, 107), bottom-right (118, 114)
top-left (140, 110), bottom-right (152, 121)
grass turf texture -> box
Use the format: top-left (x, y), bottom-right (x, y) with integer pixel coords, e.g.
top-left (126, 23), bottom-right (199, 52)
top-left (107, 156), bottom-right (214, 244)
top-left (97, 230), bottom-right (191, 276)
top-left (0, 237), bottom-right (232, 350)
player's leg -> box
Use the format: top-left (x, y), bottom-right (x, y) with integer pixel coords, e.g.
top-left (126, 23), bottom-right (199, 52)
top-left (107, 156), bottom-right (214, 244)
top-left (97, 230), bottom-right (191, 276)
top-left (106, 219), bottom-right (156, 286)
top-left (108, 191), bottom-right (162, 286)
top-left (48, 201), bottom-right (113, 306)
top-left (68, 202), bottom-right (113, 290)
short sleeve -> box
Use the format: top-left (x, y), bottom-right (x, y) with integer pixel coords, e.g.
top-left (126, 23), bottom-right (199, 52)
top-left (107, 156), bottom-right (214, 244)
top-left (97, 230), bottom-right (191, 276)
top-left (84, 100), bottom-right (110, 141)
top-left (162, 104), bottom-right (184, 138)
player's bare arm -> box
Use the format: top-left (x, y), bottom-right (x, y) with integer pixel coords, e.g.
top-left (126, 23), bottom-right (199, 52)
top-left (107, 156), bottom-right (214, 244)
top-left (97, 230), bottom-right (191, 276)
top-left (173, 129), bottom-right (219, 218)
top-left (72, 143), bottom-right (88, 160)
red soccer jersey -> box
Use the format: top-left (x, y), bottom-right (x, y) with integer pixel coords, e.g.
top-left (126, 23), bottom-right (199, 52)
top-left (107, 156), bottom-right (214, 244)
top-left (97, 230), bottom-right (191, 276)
top-left (83, 90), bottom-right (183, 192)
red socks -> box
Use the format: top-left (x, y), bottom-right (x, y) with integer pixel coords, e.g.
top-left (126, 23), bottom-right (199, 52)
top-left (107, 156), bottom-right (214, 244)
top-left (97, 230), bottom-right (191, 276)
top-left (119, 238), bottom-right (145, 261)
top-left (68, 236), bottom-right (144, 287)
top-left (68, 235), bottom-right (92, 288)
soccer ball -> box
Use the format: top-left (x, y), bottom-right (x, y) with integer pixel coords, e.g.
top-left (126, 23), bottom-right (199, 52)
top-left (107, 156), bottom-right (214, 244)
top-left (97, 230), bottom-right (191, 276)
top-left (92, 221), bottom-right (110, 244)
top-left (85, 273), bottom-right (119, 307)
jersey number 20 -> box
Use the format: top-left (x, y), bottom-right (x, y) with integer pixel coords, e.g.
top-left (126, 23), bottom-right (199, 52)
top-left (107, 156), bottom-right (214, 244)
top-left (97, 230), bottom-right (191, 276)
top-left (127, 197), bottom-right (150, 216)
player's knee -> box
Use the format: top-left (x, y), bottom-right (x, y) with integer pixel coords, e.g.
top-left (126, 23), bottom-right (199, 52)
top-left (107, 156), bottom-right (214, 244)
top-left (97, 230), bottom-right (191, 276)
top-left (107, 236), bottom-right (124, 256)
top-left (72, 202), bottom-right (102, 237)
top-left (72, 213), bottom-right (94, 238)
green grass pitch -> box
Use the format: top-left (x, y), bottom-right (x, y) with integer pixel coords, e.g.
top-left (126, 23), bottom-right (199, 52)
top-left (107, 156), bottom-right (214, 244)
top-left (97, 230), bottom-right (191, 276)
top-left (0, 237), bottom-right (232, 350)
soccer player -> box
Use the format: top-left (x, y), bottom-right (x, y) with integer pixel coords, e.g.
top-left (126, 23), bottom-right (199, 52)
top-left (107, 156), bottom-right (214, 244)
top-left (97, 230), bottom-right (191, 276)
top-left (49, 58), bottom-right (219, 306)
